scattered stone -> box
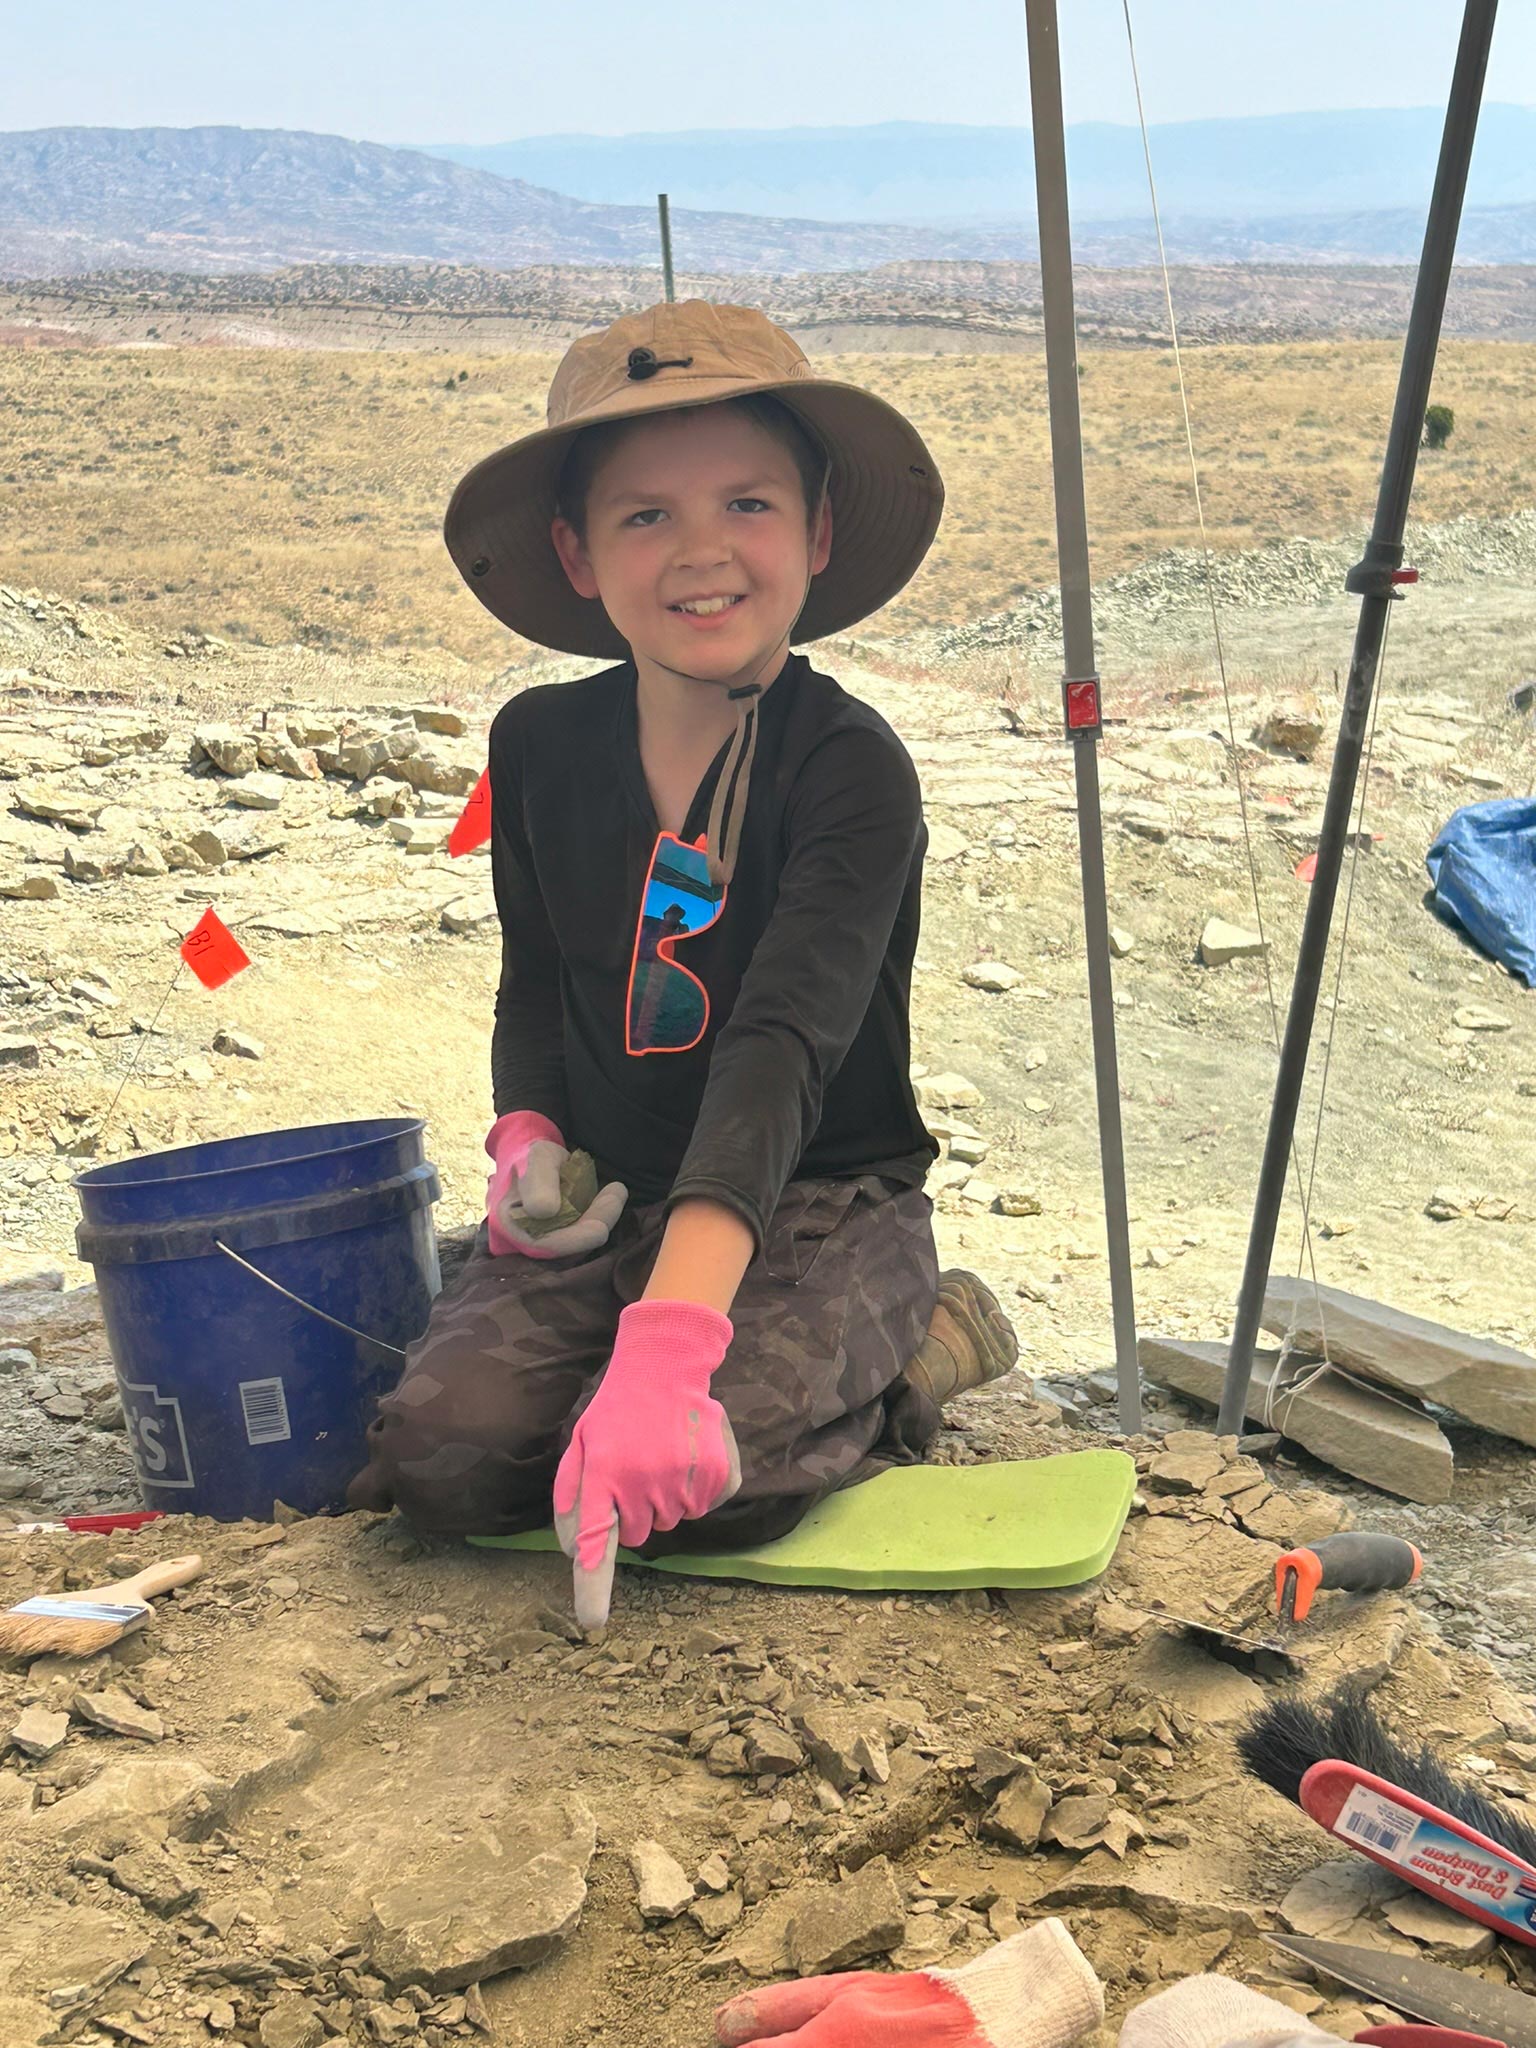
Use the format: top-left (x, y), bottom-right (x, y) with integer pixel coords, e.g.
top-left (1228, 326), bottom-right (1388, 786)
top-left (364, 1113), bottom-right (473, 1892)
top-left (962, 961), bottom-right (1023, 993)
top-left (359, 1795), bottom-right (595, 1992)
top-left (1108, 926), bottom-right (1136, 957)
top-left (193, 725), bottom-right (259, 776)
top-left (1260, 694), bottom-right (1326, 758)
top-left (410, 705), bottom-right (468, 737)
top-left (794, 1706), bottom-right (890, 1793)
top-left (980, 1769), bottom-right (1052, 1851)
top-left (1263, 1278), bottom-right (1536, 1451)
top-left (691, 1890), bottom-right (744, 1939)
top-left (1453, 1005), bottom-right (1511, 1032)
top-left (226, 771), bottom-right (286, 809)
top-left (784, 1856), bottom-right (906, 1977)
top-left (212, 1027), bottom-right (265, 1061)
top-left (630, 1838), bottom-right (694, 1922)
top-left (1383, 1889), bottom-right (1495, 1959)
top-left (108, 1845), bottom-right (200, 1917)
top-left (745, 1723), bottom-right (805, 1776)
top-left (71, 1688), bottom-right (166, 1742)
top-left (1139, 1335), bottom-right (1454, 1505)
top-left (1199, 917), bottom-right (1268, 967)
top-left (441, 894), bottom-right (498, 935)
top-left (258, 1996), bottom-right (326, 2048)
top-left (10, 1704), bottom-right (69, 1758)
top-left (914, 1072), bottom-right (983, 1111)
top-left (997, 1189), bottom-right (1043, 1218)
top-left (1041, 1793), bottom-right (1113, 1850)
top-left (1147, 1445), bottom-right (1225, 1494)
top-left (0, 1034), bottom-right (41, 1068)
top-left (0, 871), bottom-right (59, 899)
top-left (697, 1852), bottom-right (731, 1894)
top-left (387, 817), bottom-right (446, 853)
top-left (1279, 1859), bottom-right (1408, 1940)
top-left (256, 735), bottom-right (322, 781)
top-left (1238, 1488), bottom-right (1349, 1548)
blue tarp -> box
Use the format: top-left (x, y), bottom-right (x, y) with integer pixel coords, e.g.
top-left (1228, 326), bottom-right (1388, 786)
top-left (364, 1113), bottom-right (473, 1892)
top-left (1425, 797), bottom-right (1536, 987)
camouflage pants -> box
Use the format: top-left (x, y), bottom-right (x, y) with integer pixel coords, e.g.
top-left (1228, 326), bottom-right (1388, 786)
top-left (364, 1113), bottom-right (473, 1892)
top-left (345, 1173), bottom-right (942, 1553)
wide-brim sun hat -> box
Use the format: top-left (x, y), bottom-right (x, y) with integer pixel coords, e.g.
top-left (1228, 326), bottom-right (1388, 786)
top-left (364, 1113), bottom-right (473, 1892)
top-left (442, 298), bottom-right (945, 660)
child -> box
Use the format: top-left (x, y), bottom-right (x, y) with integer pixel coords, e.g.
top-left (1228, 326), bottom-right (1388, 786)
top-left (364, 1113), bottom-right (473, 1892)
top-left (346, 300), bottom-right (1017, 1626)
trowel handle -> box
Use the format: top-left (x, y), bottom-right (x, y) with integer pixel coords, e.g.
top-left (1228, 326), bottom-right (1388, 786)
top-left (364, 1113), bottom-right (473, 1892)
top-left (1276, 1534), bottom-right (1422, 1622)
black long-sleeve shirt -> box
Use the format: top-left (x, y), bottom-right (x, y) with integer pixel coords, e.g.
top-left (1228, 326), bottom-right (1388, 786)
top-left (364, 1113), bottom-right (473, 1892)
top-left (487, 650), bottom-right (938, 1255)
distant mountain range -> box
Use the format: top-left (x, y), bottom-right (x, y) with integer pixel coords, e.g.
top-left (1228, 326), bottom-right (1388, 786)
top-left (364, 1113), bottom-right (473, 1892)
top-left (3, 115), bottom-right (1535, 282)
top-left (420, 108), bottom-right (1536, 227)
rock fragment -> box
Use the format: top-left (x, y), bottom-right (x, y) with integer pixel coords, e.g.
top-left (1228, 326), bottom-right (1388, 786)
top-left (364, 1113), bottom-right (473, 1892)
top-left (631, 1839), bottom-right (695, 1921)
top-left (784, 1856), bottom-right (905, 1977)
top-left (1263, 1278), bottom-right (1536, 1450)
top-left (1138, 1336), bottom-right (1454, 1505)
top-left (10, 1704), bottom-right (69, 1757)
top-left (70, 1688), bottom-right (166, 1742)
top-left (1199, 917), bottom-right (1267, 967)
top-left (359, 1795), bottom-right (595, 1992)
top-left (980, 1769), bottom-right (1052, 1851)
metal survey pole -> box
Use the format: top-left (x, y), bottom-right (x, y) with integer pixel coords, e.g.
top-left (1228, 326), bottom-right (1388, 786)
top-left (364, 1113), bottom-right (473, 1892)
top-left (1219, 0), bottom-right (1499, 1436)
top-left (1025, 0), bottom-right (1140, 1435)
top-left (658, 194), bottom-right (676, 302)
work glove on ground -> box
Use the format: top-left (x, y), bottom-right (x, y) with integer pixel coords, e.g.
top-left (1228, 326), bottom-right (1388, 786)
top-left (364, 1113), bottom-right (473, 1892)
top-left (712, 1917), bottom-right (1104, 2048)
top-left (1118, 1975), bottom-right (1339, 2048)
top-left (484, 1110), bottom-right (627, 1259)
top-left (553, 1298), bottom-right (741, 1630)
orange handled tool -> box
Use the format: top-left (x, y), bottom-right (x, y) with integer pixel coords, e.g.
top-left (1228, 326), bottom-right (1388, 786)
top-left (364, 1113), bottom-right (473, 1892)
top-left (1276, 1533), bottom-right (1423, 1624)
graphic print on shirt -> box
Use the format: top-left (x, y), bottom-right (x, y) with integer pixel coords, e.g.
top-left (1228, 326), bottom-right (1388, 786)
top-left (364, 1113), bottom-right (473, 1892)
top-left (625, 830), bottom-right (727, 1055)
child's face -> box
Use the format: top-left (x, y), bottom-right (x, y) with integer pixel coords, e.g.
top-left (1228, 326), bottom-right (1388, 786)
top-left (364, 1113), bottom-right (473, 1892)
top-left (551, 405), bottom-right (832, 681)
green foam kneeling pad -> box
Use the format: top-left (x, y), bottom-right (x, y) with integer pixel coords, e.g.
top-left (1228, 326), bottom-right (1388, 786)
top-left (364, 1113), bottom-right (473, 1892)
top-left (466, 1448), bottom-right (1136, 1591)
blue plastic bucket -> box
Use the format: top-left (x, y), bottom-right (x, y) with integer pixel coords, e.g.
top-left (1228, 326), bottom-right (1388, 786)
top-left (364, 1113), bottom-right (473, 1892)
top-left (73, 1119), bottom-right (440, 1522)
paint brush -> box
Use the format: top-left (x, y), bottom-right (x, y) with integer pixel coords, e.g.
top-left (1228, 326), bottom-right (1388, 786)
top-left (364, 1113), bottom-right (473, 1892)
top-left (0, 1554), bottom-right (203, 1659)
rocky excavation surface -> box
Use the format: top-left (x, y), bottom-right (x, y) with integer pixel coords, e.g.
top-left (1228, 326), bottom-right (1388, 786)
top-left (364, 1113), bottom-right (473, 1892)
top-left (2, 508), bottom-right (1535, 2045)
top-left (4, 1339), bottom-right (1536, 2048)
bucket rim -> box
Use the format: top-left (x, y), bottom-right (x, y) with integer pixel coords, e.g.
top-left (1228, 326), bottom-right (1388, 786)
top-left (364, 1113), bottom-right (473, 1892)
top-left (71, 1116), bottom-right (428, 1195)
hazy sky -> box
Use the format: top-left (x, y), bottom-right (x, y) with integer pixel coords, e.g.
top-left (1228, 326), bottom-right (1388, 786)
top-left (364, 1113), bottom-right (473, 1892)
top-left (4, 1), bottom-right (1532, 141)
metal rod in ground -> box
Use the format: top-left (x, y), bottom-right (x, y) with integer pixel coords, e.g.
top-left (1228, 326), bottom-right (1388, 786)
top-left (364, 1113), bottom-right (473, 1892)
top-left (1218, 0), bottom-right (1499, 1437)
top-left (658, 194), bottom-right (675, 303)
top-left (95, 957), bottom-right (185, 1155)
top-left (1025, 0), bottom-right (1140, 1434)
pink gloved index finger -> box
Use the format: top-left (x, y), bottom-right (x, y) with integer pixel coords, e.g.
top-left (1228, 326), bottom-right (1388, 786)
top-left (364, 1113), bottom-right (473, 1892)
top-left (714, 1973), bottom-right (872, 2044)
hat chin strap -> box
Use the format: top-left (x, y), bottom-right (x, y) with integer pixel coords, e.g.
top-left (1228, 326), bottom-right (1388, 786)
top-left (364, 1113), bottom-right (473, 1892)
top-left (645, 459), bottom-right (830, 893)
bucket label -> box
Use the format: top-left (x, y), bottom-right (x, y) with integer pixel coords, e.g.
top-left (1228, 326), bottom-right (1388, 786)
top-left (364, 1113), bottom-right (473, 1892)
top-left (120, 1378), bottom-right (196, 1490)
top-left (239, 1376), bottom-right (292, 1447)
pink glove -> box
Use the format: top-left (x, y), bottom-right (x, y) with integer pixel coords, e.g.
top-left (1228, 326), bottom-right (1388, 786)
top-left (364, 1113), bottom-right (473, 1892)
top-left (553, 1298), bottom-right (741, 1630)
top-left (484, 1110), bottom-right (627, 1260)
top-left (714, 1918), bottom-right (1105, 2048)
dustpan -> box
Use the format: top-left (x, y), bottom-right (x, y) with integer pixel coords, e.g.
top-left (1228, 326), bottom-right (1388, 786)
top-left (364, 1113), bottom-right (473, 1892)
top-left (468, 1448), bottom-right (1136, 1591)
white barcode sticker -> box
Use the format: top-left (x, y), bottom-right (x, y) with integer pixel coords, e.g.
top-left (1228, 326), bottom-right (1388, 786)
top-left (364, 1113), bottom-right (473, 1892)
top-left (238, 1376), bottom-right (291, 1447)
top-left (1336, 1782), bottom-right (1417, 1860)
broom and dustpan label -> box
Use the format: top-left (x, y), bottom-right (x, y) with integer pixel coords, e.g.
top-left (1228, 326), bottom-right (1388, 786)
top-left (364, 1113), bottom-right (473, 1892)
top-left (1338, 1782), bottom-right (1536, 1937)
top-left (120, 1374), bottom-right (293, 1489)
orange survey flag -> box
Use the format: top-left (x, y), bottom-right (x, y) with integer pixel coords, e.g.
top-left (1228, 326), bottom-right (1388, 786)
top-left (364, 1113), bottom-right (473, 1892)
top-left (179, 907), bottom-right (251, 990)
top-left (448, 768), bottom-right (492, 856)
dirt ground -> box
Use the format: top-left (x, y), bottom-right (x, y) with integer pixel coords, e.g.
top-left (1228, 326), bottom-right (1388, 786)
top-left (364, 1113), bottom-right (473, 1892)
top-left (3, 324), bottom-right (1536, 2045)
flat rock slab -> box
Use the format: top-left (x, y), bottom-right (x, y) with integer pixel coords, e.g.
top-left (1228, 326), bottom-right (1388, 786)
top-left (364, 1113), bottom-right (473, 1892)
top-left (784, 1855), bottom-right (906, 1976)
top-left (359, 1794), bottom-right (596, 1992)
top-left (1139, 1335), bottom-right (1453, 1504)
top-left (1279, 1858), bottom-right (1411, 1941)
top-left (1263, 1278), bottom-right (1536, 1449)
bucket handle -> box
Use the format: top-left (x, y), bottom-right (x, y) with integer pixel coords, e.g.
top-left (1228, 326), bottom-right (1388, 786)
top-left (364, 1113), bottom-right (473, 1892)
top-left (213, 1239), bottom-right (407, 1358)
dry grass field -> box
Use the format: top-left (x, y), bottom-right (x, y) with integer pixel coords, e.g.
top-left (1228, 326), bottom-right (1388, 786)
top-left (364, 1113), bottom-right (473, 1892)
top-left (3, 338), bottom-right (1534, 666)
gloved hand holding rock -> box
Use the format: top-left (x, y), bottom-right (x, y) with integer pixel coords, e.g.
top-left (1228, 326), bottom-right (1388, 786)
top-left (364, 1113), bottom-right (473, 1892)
top-left (484, 1110), bottom-right (627, 1259)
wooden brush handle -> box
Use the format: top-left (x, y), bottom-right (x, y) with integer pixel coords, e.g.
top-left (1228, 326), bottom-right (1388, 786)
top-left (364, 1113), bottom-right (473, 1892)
top-left (88, 1555), bottom-right (205, 1604)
